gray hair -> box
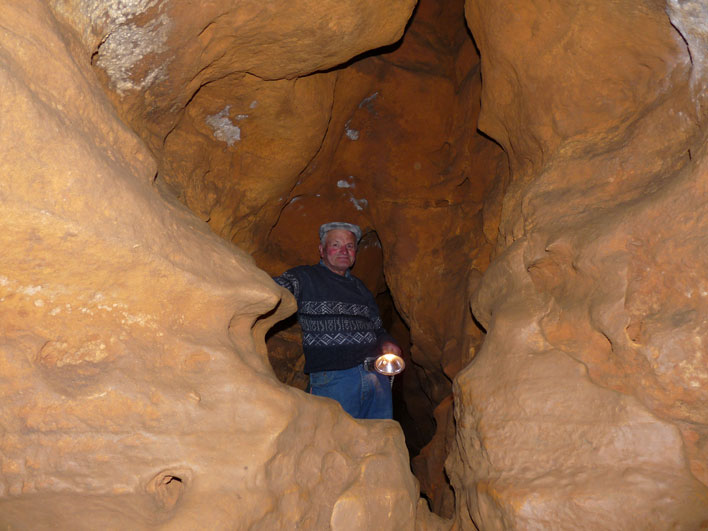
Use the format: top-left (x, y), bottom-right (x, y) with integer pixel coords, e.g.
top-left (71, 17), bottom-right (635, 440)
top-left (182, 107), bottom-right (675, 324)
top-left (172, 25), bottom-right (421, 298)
top-left (319, 222), bottom-right (362, 245)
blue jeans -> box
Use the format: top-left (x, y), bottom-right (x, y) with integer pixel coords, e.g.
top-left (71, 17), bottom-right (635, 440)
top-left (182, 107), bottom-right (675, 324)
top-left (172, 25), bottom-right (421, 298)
top-left (309, 364), bottom-right (393, 419)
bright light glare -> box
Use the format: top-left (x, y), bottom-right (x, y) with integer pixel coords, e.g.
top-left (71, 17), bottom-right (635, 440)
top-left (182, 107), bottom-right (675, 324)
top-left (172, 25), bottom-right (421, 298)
top-left (374, 353), bottom-right (405, 376)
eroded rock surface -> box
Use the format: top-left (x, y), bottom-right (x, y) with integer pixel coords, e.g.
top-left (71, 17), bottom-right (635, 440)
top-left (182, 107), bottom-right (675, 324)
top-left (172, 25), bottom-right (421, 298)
top-left (261, 0), bottom-right (505, 482)
top-left (60, 0), bottom-right (505, 514)
top-left (6, 0), bottom-right (707, 528)
top-left (449, 0), bottom-right (708, 527)
top-left (0, 2), bottom-right (422, 528)
top-left (49, 0), bottom-right (417, 256)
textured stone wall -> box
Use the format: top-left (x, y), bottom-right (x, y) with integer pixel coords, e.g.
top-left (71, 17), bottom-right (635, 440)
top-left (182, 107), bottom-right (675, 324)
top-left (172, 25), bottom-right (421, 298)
top-left (448, 0), bottom-right (708, 528)
top-left (0, 2), bottom-right (425, 528)
top-left (49, 0), bottom-right (418, 255)
top-left (51, 0), bottom-right (505, 516)
top-left (5, 0), bottom-right (707, 528)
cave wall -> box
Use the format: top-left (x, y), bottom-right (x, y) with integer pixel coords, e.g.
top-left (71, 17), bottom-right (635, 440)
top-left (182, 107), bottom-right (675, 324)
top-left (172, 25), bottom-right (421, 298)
top-left (448, 0), bottom-right (708, 528)
top-left (4, 0), bottom-right (708, 528)
top-left (53, 0), bottom-right (506, 516)
top-left (261, 0), bottom-right (505, 470)
top-left (0, 2), bottom-right (427, 528)
top-left (51, 0), bottom-right (417, 256)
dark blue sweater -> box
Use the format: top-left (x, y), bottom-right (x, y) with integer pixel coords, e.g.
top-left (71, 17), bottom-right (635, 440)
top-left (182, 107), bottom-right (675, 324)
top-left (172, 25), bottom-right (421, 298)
top-left (274, 262), bottom-right (395, 373)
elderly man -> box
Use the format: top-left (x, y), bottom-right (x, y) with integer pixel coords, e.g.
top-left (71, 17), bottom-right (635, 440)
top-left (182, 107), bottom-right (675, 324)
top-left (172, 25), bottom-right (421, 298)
top-left (274, 222), bottom-right (402, 419)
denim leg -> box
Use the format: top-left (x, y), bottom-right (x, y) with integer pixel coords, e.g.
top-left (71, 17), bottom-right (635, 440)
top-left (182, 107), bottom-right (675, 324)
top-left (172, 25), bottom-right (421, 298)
top-left (309, 366), bottom-right (363, 417)
top-left (309, 366), bottom-right (392, 419)
top-left (359, 368), bottom-right (393, 420)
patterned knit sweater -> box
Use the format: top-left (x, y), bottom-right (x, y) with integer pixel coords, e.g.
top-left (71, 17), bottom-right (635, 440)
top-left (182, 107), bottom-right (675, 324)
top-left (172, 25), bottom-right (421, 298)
top-left (274, 262), bottom-right (395, 373)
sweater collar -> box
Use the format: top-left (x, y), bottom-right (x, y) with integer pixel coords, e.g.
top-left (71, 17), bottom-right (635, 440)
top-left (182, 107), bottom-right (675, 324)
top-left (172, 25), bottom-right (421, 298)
top-left (318, 260), bottom-right (352, 279)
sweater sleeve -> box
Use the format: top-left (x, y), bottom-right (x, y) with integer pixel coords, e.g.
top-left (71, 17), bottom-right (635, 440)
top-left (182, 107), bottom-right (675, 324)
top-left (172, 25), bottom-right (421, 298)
top-left (373, 315), bottom-right (396, 348)
top-left (273, 270), bottom-right (301, 300)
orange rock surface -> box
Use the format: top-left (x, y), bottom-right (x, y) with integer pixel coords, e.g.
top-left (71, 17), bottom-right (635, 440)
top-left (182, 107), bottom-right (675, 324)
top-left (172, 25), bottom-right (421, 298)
top-left (261, 0), bottom-right (504, 466)
top-left (449, 0), bottom-right (708, 527)
top-left (50, 0), bottom-right (416, 257)
top-left (4, 0), bottom-right (708, 528)
top-left (0, 2), bottom-right (423, 528)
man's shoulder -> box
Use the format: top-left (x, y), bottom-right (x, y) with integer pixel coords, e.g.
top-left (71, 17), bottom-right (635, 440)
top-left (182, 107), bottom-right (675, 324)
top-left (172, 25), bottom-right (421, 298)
top-left (274, 264), bottom-right (322, 299)
top-left (283, 264), bottom-right (320, 277)
top-left (277, 264), bottom-right (326, 285)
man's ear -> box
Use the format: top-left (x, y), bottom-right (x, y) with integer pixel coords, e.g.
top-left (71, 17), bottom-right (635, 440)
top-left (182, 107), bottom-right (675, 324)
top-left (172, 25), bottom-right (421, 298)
top-left (318, 244), bottom-right (324, 258)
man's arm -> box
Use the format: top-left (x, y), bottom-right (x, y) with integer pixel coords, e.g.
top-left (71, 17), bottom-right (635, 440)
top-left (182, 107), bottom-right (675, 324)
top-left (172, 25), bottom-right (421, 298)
top-left (379, 340), bottom-right (402, 357)
top-left (273, 270), bottom-right (301, 300)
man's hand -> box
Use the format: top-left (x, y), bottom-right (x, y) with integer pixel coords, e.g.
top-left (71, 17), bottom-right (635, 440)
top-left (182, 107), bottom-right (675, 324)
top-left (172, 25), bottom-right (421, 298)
top-left (379, 341), bottom-right (402, 357)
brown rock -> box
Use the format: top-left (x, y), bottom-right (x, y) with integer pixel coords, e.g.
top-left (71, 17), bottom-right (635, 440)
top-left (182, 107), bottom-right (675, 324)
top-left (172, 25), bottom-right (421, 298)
top-left (0, 2), bottom-right (420, 528)
top-left (412, 395), bottom-right (455, 518)
top-left (50, 0), bottom-right (418, 256)
top-left (449, 0), bottom-right (708, 527)
top-left (10, 0), bottom-right (707, 527)
top-left (159, 72), bottom-right (336, 254)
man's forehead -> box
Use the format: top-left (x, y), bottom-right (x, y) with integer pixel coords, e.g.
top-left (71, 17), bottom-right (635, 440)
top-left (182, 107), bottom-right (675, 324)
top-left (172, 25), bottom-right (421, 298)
top-left (325, 229), bottom-right (357, 242)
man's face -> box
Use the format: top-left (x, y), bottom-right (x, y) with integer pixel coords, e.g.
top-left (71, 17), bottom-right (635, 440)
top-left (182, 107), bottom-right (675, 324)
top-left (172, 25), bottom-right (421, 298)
top-left (319, 229), bottom-right (357, 275)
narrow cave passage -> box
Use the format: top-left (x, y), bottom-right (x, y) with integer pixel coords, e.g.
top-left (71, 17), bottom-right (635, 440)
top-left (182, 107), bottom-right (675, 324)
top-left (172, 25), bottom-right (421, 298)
top-left (252, 0), bottom-right (501, 517)
top-left (146, 0), bottom-right (501, 521)
top-left (265, 229), bottom-right (437, 460)
top-left (6, 0), bottom-right (708, 527)
top-left (138, 3), bottom-right (500, 495)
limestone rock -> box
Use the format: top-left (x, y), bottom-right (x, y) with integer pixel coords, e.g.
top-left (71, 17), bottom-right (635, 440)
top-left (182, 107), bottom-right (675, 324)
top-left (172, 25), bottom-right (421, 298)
top-left (48, 0), bottom-right (418, 257)
top-left (412, 395), bottom-right (455, 519)
top-left (9, 0), bottom-right (706, 527)
top-left (158, 72), bottom-right (337, 254)
top-left (0, 2), bottom-right (419, 528)
top-left (449, 0), bottom-right (708, 527)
